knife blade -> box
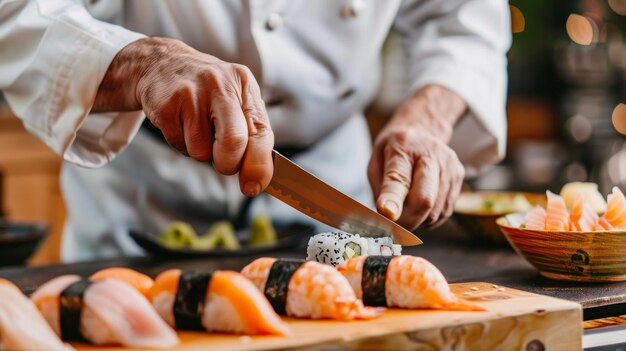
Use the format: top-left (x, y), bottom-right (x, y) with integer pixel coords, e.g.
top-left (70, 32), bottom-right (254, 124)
top-left (265, 150), bottom-right (422, 246)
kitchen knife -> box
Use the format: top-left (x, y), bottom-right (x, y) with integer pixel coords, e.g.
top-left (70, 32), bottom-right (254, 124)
top-left (265, 150), bottom-right (423, 246)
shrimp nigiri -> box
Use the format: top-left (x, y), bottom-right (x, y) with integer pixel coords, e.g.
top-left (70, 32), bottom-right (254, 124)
top-left (545, 191), bottom-right (570, 231)
top-left (599, 187), bottom-right (626, 230)
top-left (31, 275), bottom-right (178, 348)
top-left (241, 258), bottom-right (384, 320)
top-left (570, 194), bottom-right (598, 231)
top-left (149, 269), bottom-right (290, 336)
top-left (337, 256), bottom-right (482, 311)
top-left (90, 267), bottom-right (154, 298)
top-left (524, 206), bottom-right (547, 230)
top-left (0, 279), bottom-right (72, 351)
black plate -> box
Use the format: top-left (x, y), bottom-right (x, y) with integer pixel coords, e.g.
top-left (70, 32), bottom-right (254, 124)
top-left (129, 222), bottom-right (315, 259)
top-left (0, 220), bottom-right (48, 266)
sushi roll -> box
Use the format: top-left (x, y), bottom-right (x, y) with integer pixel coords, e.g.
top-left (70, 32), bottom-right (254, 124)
top-left (31, 275), bottom-right (179, 348)
top-left (241, 257), bottom-right (384, 320)
top-left (148, 269), bottom-right (290, 336)
top-left (0, 279), bottom-right (72, 351)
top-left (366, 237), bottom-right (402, 257)
top-left (90, 267), bottom-right (154, 298)
top-left (337, 255), bottom-right (483, 311)
top-left (306, 232), bottom-right (369, 266)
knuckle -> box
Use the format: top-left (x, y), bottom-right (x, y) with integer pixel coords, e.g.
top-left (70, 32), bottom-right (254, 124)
top-left (383, 168), bottom-right (411, 190)
top-left (220, 132), bottom-right (247, 151)
top-left (417, 195), bottom-right (434, 211)
top-left (231, 63), bottom-right (253, 78)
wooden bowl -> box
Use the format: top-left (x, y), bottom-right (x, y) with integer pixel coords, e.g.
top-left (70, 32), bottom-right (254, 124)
top-left (498, 213), bottom-right (626, 282)
top-left (453, 192), bottom-right (545, 246)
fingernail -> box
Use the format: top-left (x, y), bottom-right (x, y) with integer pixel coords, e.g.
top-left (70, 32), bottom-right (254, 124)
top-left (383, 200), bottom-right (400, 220)
top-left (243, 182), bottom-right (261, 197)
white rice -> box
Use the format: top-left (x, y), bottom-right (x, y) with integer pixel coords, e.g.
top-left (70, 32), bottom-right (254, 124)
top-left (306, 232), bottom-right (369, 266)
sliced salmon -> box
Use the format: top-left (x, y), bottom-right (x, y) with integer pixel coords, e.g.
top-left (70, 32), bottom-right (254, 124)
top-left (600, 187), bottom-right (626, 229)
top-left (525, 206), bottom-right (547, 230)
top-left (570, 194), bottom-right (599, 231)
top-left (545, 191), bottom-right (570, 231)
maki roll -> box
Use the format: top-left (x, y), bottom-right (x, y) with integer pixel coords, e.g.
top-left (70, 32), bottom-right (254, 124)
top-left (148, 269), bottom-right (290, 336)
top-left (306, 232), bottom-right (369, 266)
top-left (337, 255), bottom-right (483, 311)
top-left (31, 275), bottom-right (179, 348)
top-left (241, 257), bottom-right (384, 320)
top-left (365, 237), bottom-right (402, 256)
top-left (0, 279), bottom-right (72, 351)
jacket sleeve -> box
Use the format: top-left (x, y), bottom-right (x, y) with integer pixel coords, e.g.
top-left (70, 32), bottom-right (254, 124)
top-left (0, 0), bottom-right (146, 167)
top-left (393, 0), bottom-right (511, 175)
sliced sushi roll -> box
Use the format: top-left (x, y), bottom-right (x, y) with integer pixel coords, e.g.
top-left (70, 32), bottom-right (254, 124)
top-left (337, 256), bottom-right (483, 311)
top-left (148, 269), bottom-right (290, 336)
top-left (90, 267), bottom-right (154, 298)
top-left (31, 275), bottom-right (178, 348)
top-left (366, 237), bottom-right (402, 256)
top-left (241, 257), bottom-right (384, 320)
top-left (306, 232), bottom-right (369, 266)
top-left (0, 279), bottom-right (72, 351)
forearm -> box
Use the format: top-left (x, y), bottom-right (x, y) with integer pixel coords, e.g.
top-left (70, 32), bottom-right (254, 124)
top-left (385, 84), bottom-right (466, 143)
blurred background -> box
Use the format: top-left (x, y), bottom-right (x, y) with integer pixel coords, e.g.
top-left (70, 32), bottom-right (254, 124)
top-left (0, 0), bottom-right (625, 263)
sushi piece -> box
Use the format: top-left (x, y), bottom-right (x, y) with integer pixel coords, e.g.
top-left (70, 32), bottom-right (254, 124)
top-left (545, 191), bottom-right (570, 231)
top-left (337, 255), bottom-right (483, 311)
top-left (241, 257), bottom-right (384, 320)
top-left (600, 187), bottom-right (626, 230)
top-left (31, 275), bottom-right (178, 348)
top-left (306, 232), bottom-right (369, 266)
top-left (524, 206), bottom-right (547, 230)
top-left (0, 279), bottom-right (72, 351)
top-left (148, 269), bottom-right (290, 336)
top-left (570, 194), bottom-right (598, 232)
top-left (90, 267), bottom-right (154, 298)
top-left (366, 237), bottom-right (402, 256)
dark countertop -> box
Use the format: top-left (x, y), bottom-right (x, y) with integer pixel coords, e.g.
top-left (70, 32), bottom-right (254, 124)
top-left (2, 221), bottom-right (626, 320)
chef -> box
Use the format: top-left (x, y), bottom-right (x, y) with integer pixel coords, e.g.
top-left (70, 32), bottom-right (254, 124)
top-left (0, 1), bottom-right (510, 261)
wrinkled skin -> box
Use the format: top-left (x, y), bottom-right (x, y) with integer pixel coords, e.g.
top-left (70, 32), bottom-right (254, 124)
top-left (94, 37), bottom-right (273, 197)
top-left (94, 37), bottom-right (466, 228)
top-left (369, 85), bottom-right (466, 229)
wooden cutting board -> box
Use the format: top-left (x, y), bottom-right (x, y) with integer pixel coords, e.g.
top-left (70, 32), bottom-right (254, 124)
top-left (73, 282), bottom-right (582, 351)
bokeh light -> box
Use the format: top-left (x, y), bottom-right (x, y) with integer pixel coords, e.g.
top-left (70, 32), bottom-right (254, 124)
top-left (566, 14), bottom-right (597, 45)
top-left (567, 114), bottom-right (593, 142)
top-left (612, 103), bottom-right (626, 135)
top-left (609, 0), bottom-right (626, 15)
top-left (510, 5), bottom-right (525, 34)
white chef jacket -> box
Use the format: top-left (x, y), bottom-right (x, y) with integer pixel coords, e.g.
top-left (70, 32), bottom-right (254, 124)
top-left (0, 0), bottom-right (511, 261)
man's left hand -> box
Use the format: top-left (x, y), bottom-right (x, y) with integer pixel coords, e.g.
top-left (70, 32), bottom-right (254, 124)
top-left (368, 85), bottom-right (467, 230)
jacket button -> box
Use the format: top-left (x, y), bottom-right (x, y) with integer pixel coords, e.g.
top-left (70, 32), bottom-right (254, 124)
top-left (342, 0), bottom-right (365, 19)
top-left (266, 13), bottom-right (284, 31)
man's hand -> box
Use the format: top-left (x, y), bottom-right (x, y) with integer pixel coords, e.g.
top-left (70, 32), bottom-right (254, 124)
top-left (368, 85), bottom-right (467, 230)
top-left (93, 37), bottom-right (273, 197)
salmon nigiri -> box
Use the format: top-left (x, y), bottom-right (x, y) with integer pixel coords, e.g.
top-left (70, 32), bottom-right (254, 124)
top-left (241, 258), bottom-right (383, 320)
top-left (337, 256), bottom-right (482, 311)
top-left (0, 279), bottom-right (72, 351)
top-left (570, 194), bottom-right (599, 231)
top-left (91, 267), bottom-right (154, 298)
top-left (524, 206), bottom-right (547, 230)
top-left (599, 187), bottom-right (626, 230)
top-left (545, 191), bottom-right (570, 231)
top-left (31, 275), bottom-right (178, 348)
top-left (149, 269), bottom-right (290, 336)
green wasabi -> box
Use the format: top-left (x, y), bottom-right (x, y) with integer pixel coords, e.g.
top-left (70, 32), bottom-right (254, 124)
top-left (249, 215), bottom-right (277, 246)
top-left (159, 221), bottom-right (198, 248)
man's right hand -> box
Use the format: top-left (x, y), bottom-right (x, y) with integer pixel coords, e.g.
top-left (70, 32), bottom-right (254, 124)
top-left (93, 37), bottom-right (274, 197)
